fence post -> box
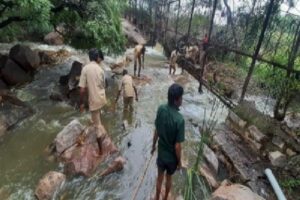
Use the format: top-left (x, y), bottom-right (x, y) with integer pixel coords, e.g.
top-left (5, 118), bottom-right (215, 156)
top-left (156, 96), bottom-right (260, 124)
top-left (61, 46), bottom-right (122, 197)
top-left (239, 0), bottom-right (276, 102)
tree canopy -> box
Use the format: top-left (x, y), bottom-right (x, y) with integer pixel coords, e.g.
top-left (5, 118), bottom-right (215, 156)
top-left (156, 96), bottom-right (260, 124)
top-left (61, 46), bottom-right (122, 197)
top-left (0, 0), bottom-right (127, 53)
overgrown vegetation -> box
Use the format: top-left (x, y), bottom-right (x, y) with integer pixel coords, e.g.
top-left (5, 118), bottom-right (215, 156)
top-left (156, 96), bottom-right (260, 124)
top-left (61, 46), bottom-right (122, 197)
top-left (0, 0), bottom-right (127, 53)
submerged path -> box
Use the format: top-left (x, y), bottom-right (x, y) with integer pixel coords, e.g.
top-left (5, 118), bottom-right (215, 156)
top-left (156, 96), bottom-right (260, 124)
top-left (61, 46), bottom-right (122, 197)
top-left (0, 46), bottom-right (227, 199)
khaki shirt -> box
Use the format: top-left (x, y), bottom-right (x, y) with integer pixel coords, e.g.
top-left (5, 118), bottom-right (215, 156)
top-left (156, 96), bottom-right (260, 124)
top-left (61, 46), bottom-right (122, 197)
top-left (79, 61), bottom-right (107, 111)
top-left (134, 44), bottom-right (144, 57)
top-left (119, 74), bottom-right (135, 98)
top-left (170, 50), bottom-right (178, 65)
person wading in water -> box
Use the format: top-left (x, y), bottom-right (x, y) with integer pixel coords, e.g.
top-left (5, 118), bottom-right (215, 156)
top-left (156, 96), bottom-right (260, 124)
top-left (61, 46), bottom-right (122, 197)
top-left (134, 44), bottom-right (146, 77)
top-left (79, 48), bottom-right (107, 155)
top-left (151, 83), bottom-right (185, 200)
top-left (115, 69), bottom-right (138, 111)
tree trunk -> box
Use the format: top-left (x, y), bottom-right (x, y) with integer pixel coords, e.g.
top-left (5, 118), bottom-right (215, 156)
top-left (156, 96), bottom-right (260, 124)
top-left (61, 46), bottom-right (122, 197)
top-left (239, 0), bottom-right (276, 102)
top-left (245, 0), bottom-right (257, 31)
top-left (175, 0), bottom-right (181, 42)
top-left (223, 0), bottom-right (238, 48)
top-left (274, 22), bottom-right (300, 120)
top-left (187, 0), bottom-right (196, 43)
top-left (164, 3), bottom-right (170, 44)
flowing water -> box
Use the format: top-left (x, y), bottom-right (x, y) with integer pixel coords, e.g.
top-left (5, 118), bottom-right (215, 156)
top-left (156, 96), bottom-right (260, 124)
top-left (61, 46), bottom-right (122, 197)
top-left (0, 43), bottom-right (230, 199)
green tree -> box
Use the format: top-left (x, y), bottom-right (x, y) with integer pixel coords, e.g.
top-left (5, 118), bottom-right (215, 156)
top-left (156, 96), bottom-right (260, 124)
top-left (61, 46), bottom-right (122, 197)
top-left (0, 0), bottom-right (127, 53)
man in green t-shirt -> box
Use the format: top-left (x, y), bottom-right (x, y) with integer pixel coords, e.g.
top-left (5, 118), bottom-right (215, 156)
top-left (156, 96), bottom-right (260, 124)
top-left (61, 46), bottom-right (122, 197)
top-left (151, 83), bottom-right (185, 200)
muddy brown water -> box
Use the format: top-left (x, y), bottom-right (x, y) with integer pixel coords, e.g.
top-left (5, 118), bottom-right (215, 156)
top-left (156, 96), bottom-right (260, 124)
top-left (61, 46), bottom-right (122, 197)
top-left (0, 44), bottom-right (229, 199)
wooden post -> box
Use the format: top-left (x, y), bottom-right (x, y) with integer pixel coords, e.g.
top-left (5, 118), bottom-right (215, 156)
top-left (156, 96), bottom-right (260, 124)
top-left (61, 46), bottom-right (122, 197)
top-left (239, 0), bottom-right (276, 102)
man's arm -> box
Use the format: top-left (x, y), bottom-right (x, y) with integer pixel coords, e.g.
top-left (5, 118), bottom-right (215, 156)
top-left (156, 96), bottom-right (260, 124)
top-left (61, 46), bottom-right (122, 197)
top-left (151, 130), bottom-right (158, 154)
top-left (79, 87), bottom-right (86, 112)
top-left (175, 142), bottom-right (182, 169)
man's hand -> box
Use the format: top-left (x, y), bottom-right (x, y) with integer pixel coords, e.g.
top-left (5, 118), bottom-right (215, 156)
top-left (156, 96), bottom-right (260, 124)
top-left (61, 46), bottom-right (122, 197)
top-left (80, 104), bottom-right (85, 113)
top-left (151, 146), bottom-right (156, 155)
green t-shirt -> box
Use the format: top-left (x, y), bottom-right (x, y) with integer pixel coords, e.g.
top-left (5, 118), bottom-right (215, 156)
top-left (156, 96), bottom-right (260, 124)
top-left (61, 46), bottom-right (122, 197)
top-left (155, 104), bottom-right (185, 163)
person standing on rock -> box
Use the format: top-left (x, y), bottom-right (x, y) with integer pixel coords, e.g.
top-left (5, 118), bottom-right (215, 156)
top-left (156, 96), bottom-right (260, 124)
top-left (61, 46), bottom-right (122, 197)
top-left (115, 69), bottom-right (138, 111)
top-left (79, 48), bottom-right (107, 155)
top-left (151, 83), bottom-right (185, 200)
top-left (134, 44), bottom-right (146, 77)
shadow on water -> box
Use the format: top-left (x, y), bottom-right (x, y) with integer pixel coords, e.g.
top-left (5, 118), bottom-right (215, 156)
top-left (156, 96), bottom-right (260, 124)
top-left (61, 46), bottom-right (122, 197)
top-left (0, 45), bottom-right (227, 199)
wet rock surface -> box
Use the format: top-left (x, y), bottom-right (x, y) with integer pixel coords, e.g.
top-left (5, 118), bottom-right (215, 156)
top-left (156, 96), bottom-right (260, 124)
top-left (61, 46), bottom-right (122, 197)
top-left (0, 91), bottom-right (33, 137)
top-left (9, 44), bottom-right (40, 71)
top-left (54, 119), bottom-right (84, 154)
top-left (35, 171), bottom-right (65, 200)
top-left (199, 164), bottom-right (219, 189)
top-left (44, 32), bottom-right (64, 45)
top-left (212, 183), bottom-right (266, 200)
top-left (52, 120), bottom-right (122, 177)
top-left (213, 124), bottom-right (273, 199)
top-left (1, 58), bottom-right (32, 86)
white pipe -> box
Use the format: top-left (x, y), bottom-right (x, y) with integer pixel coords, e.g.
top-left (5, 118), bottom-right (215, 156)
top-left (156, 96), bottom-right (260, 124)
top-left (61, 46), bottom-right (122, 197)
top-left (265, 168), bottom-right (287, 200)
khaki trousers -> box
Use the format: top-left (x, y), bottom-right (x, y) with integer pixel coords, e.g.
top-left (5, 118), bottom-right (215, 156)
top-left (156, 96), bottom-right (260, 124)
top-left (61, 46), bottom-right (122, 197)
top-left (91, 109), bottom-right (107, 138)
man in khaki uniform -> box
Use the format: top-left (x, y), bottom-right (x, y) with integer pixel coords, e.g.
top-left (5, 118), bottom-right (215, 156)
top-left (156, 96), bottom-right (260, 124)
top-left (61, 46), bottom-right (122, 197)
top-left (79, 48), bottom-right (107, 155)
top-left (169, 49), bottom-right (179, 75)
top-left (115, 69), bottom-right (138, 111)
top-left (134, 44), bottom-right (145, 77)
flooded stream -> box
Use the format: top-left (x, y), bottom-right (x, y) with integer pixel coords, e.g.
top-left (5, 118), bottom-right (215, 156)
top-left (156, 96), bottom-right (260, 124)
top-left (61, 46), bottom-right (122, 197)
top-left (0, 44), bottom-right (229, 199)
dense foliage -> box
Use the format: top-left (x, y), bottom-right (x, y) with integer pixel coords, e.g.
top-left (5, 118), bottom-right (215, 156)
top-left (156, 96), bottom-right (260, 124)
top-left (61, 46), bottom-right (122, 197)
top-left (0, 0), bottom-right (127, 53)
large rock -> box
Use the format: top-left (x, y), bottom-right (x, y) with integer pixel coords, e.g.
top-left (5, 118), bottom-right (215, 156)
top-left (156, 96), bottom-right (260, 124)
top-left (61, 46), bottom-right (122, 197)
top-left (0, 55), bottom-right (8, 69)
top-left (67, 61), bottom-right (83, 91)
top-left (59, 61), bottom-right (83, 90)
top-left (0, 79), bottom-right (8, 90)
top-left (212, 183), bottom-right (265, 200)
top-left (62, 130), bottom-right (118, 177)
top-left (199, 164), bottom-right (219, 189)
top-left (1, 58), bottom-right (32, 86)
top-left (44, 32), bottom-right (64, 45)
top-left (54, 121), bottom-right (119, 177)
top-left (268, 151), bottom-right (287, 167)
top-left (99, 156), bottom-right (126, 177)
top-left (228, 111), bottom-right (247, 129)
top-left (9, 44), bottom-right (40, 71)
top-left (203, 144), bottom-right (219, 174)
top-left (35, 171), bottom-right (65, 200)
top-left (286, 155), bottom-right (300, 178)
top-left (54, 119), bottom-right (84, 154)
top-left (0, 91), bottom-right (33, 137)
top-left (39, 49), bottom-right (71, 66)
top-left (121, 19), bottom-right (146, 46)
top-left (247, 125), bottom-right (266, 143)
